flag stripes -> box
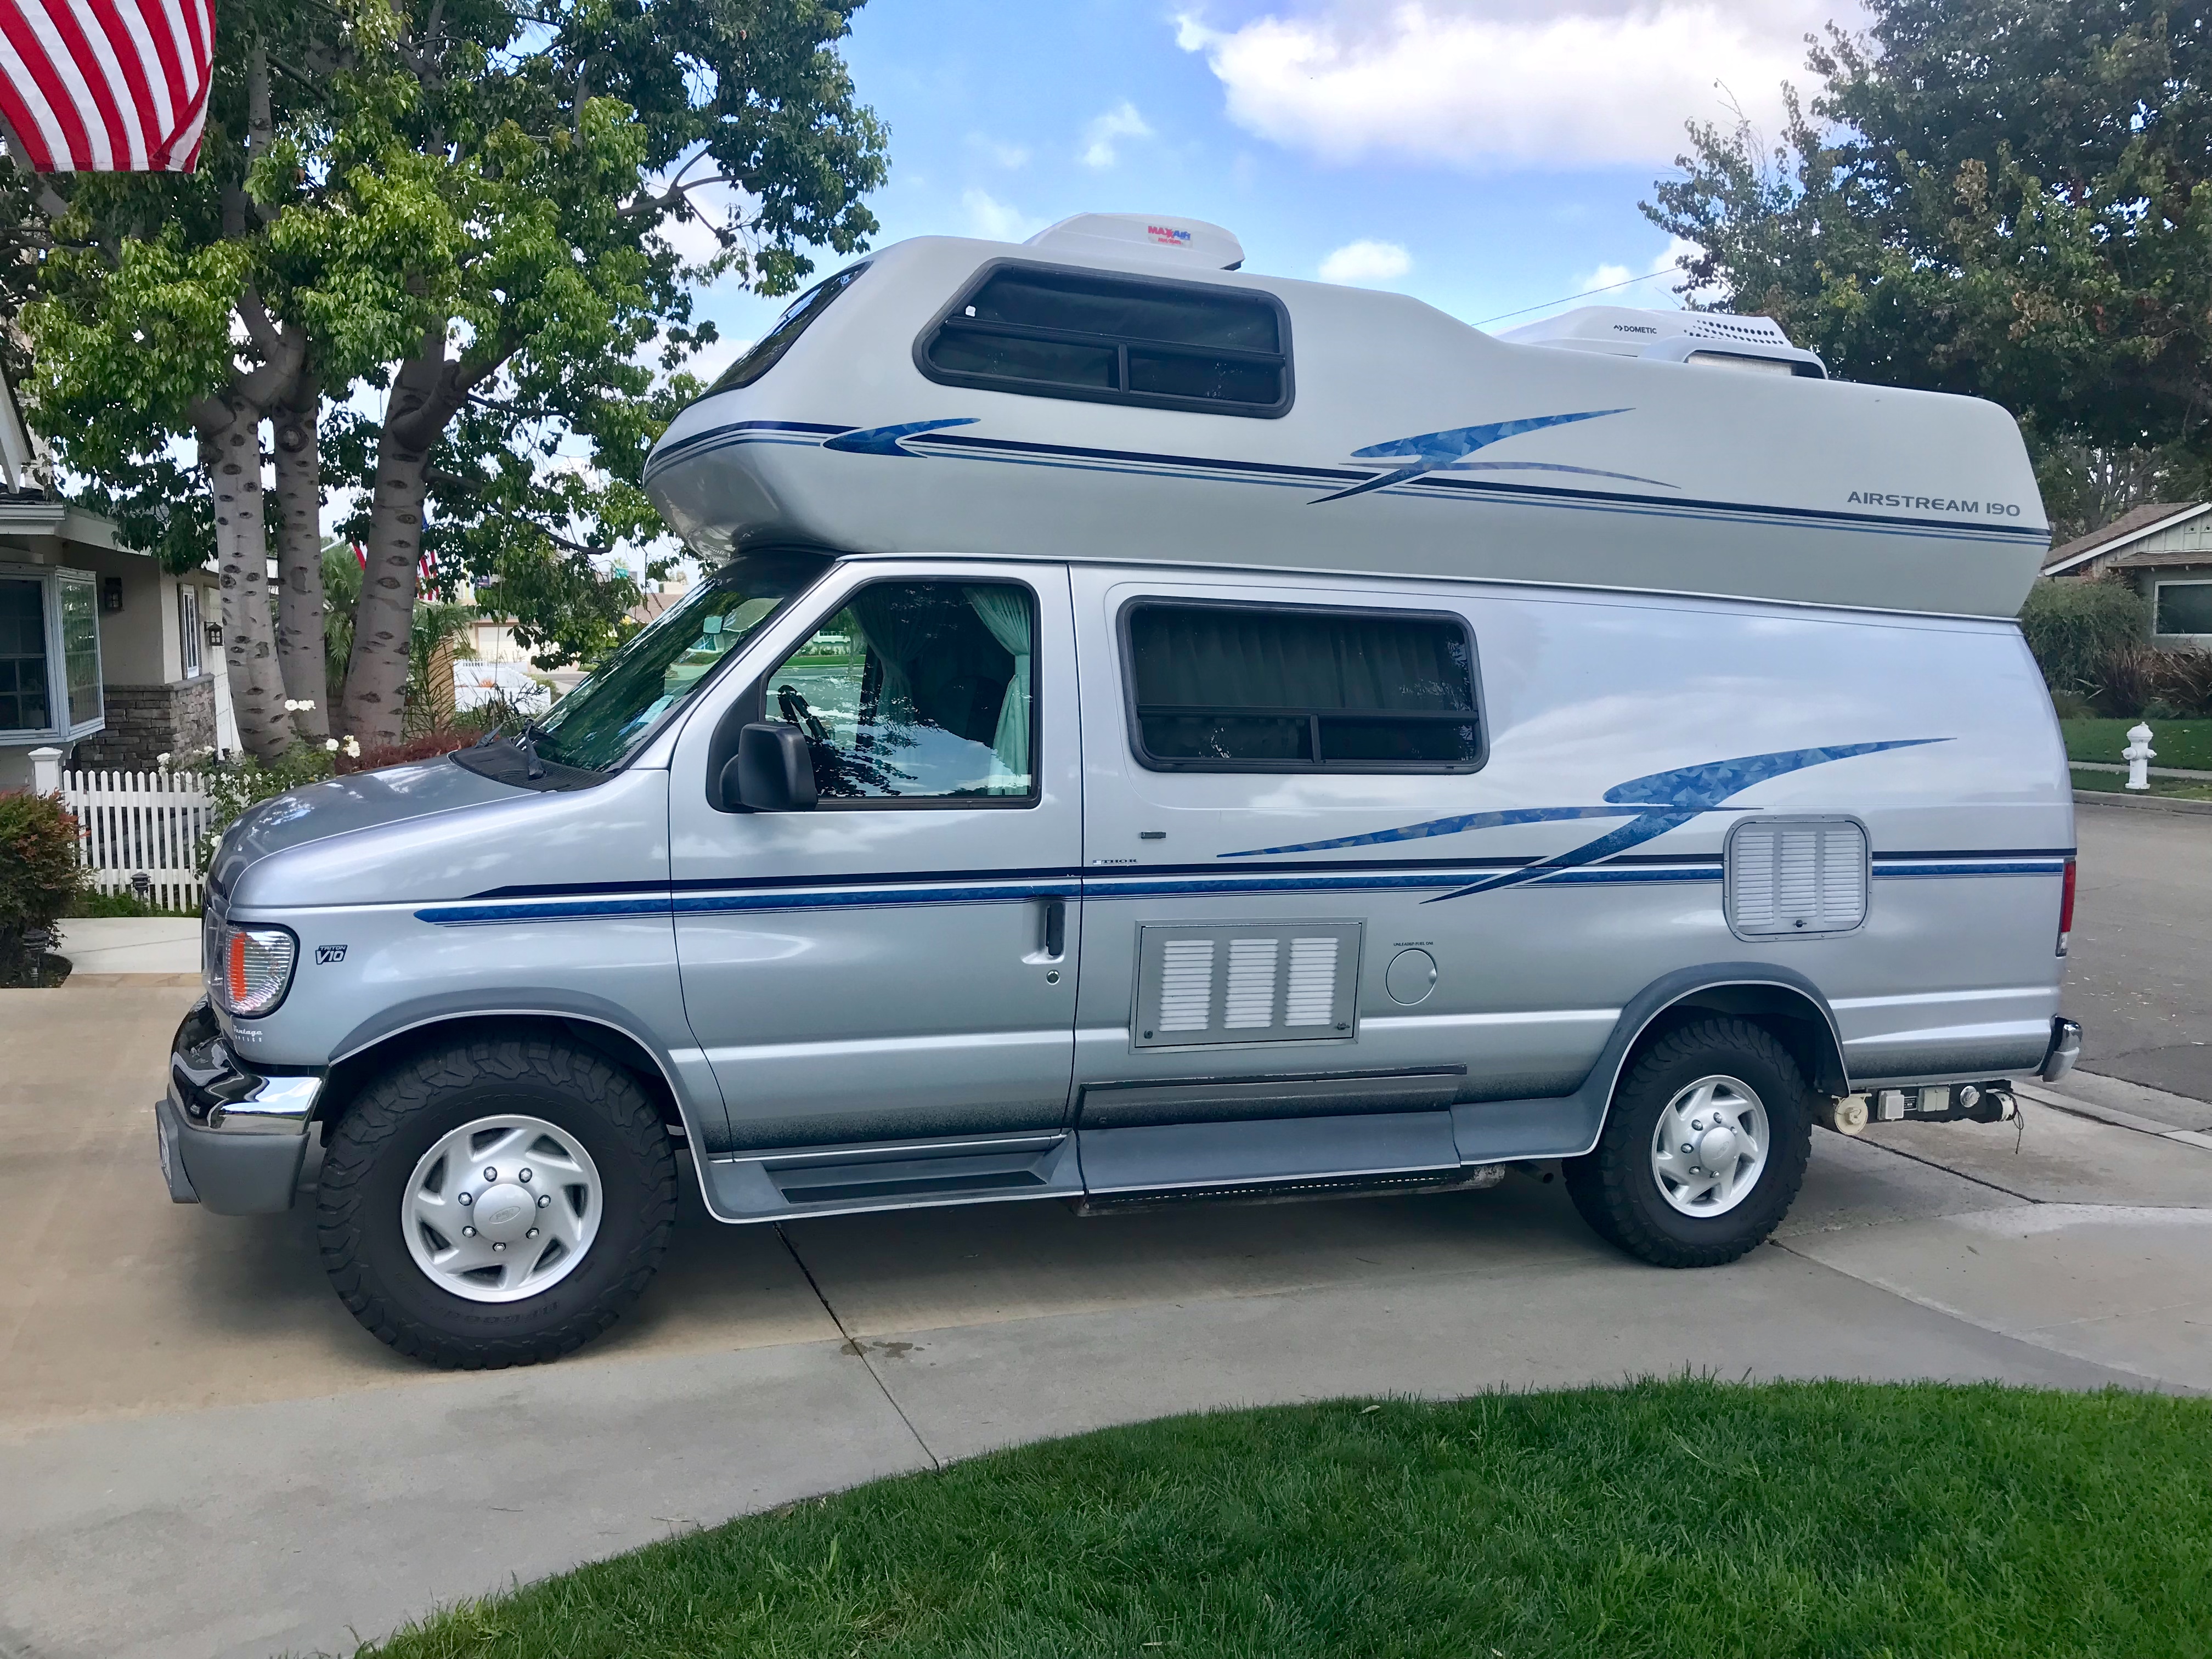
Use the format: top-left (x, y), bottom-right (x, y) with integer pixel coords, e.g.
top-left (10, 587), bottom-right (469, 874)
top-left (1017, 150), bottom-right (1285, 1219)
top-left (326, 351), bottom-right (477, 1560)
top-left (0, 0), bottom-right (211, 172)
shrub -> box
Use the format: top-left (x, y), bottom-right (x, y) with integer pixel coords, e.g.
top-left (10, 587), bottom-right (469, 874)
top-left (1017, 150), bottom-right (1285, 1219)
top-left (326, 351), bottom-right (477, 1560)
top-left (0, 790), bottom-right (89, 980)
top-left (2019, 577), bottom-right (2149, 697)
top-left (2154, 648), bottom-right (2212, 717)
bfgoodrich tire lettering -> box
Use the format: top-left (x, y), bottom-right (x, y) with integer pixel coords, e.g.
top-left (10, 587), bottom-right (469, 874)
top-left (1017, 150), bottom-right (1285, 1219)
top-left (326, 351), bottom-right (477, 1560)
top-left (1563, 1017), bottom-right (1813, 1268)
top-left (317, 1036), bottom-right (676, 1368)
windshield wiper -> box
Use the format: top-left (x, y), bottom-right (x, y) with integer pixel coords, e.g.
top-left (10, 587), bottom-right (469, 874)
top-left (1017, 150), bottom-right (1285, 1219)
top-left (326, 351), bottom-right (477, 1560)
top-left (516, 720), bottom-right (546, 781)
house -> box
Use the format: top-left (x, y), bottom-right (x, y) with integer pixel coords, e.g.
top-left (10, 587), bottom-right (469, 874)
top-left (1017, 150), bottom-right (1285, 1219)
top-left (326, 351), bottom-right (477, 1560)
top-left (0, 382), bottom-right (230, 789)
top-left (2041, 502), bottom-right (2212, 646)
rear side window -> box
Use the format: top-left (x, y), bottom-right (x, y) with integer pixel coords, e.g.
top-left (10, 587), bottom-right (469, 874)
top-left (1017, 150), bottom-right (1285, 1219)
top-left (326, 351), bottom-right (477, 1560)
top-left (1122, 601), bottom-right (1483, 772)
top-left (705, 263), bottom-right (870, 396)
top-left (918, 261), bottom-right (1291, 417)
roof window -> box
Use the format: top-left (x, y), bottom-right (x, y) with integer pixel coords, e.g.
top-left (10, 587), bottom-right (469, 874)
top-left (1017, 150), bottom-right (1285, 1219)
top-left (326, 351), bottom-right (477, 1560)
top-left (706, 263), bottom-right (870, 396)
top-left (918, 262), bottom-right (1292, 417)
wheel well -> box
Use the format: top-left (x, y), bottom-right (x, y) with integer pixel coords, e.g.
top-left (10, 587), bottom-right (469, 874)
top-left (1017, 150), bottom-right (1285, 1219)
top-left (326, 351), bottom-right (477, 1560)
top-left (1621, 984), bottom-right (1847, 1099)
top-left (314, 1014), bottom-right (687, 1140)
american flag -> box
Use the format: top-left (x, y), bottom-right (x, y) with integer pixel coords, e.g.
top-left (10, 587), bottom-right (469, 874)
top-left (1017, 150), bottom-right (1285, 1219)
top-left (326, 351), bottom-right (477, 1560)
top-left (0, 0), bottom-right (212, 172)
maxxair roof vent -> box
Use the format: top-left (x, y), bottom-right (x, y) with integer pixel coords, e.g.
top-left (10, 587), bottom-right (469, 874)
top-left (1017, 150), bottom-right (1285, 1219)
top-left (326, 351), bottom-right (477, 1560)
top-left (1497, 304), bottom-right (1826, 378)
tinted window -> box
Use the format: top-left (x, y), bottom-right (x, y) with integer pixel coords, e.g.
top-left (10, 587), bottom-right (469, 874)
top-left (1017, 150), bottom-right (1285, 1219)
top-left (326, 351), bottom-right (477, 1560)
top-left (705, 263), bottom-right (869, 396)
top-left (2155, 582), bottom-right (2212, 636)
top-left (921, 263), bottom-right (1291, 417)
top-left (768, 582), bottom-right (1037, 802)
top-left (1125, 602), bottom-right (1481, 772)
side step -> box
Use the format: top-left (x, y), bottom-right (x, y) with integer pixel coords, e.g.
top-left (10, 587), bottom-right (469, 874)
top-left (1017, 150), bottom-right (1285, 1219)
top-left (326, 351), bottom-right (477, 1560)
top-left (704, 1132), bottom-right (1080, 1221)
top-left (1070, 1162), bottom-right (1505, 1216)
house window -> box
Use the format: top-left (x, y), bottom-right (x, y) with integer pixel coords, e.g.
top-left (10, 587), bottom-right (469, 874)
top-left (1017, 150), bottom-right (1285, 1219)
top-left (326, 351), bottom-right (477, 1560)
top-left (918, 261), bottom-right (1293, 417)
top-left (2153, 580), bottom-right (2212, 637)
top-left (1121, 600), bottom-right (1484, 773)
top-left (178, 583), bottom-right (202, 677)
top-left (0, 565), bottom-right (104, 741)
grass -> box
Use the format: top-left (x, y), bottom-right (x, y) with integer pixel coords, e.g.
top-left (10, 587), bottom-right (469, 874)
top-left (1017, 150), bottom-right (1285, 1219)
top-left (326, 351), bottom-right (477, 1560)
top-left (2061, 716), bottom-right (2212, 772)
top-left (2070, 767), bottom-right (2212, 800)
top-left (63, 888), bottom-right (197, 918)
top-left (361, 1380), bottom-right (2212, 1658)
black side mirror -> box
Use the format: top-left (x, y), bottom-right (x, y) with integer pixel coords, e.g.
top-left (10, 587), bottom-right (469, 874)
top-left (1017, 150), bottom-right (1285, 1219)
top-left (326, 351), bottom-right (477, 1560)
top-left (718, 722), bottom-right (819, 812)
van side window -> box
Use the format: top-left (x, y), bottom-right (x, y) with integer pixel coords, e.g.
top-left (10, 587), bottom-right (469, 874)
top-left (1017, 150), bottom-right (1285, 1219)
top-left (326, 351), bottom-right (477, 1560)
top-left (1122, 601), bottom-right (1483, 773)
top-left (766, 581), bottom-right (1037, 804)
top-left (918, 261), bottom-right (1291, 417)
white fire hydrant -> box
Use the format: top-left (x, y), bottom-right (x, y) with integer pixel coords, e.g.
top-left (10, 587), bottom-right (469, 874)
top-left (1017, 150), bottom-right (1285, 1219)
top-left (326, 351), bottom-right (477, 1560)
top-left (2124, 721), bottom-right (2155, 791)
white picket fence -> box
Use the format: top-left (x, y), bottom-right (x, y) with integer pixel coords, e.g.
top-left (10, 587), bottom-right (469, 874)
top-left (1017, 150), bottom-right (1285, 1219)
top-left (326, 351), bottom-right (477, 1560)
top-left (55, 764), bottom-right (214, 912)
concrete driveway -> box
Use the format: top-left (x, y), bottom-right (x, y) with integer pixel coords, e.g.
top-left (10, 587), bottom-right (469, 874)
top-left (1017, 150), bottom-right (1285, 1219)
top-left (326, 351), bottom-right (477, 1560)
top-left (5, 973), bottom-right (2211, 1658)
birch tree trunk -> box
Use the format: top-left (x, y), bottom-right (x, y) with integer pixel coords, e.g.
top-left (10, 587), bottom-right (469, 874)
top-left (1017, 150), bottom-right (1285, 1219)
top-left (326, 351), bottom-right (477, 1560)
top-left (338, 353), bottom-right (442, 749)
top-left (271, 376), bottom-right (331, 740)
top-left (204, 403), bottom-right (291, 760)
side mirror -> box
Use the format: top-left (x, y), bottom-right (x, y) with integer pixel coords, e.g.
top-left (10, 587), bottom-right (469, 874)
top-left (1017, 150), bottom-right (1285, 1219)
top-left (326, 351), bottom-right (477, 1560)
top-left (718, 722), bottom-right (819, 812)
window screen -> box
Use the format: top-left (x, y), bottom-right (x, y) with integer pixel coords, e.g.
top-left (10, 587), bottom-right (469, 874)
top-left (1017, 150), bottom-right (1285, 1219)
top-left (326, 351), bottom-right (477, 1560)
top-left (921, 263), bottom-right (1291, 416)
top-left (1124, 602), bottom-right (1482, 771)
top-left (2155, 582), bottom-right (2212, 637)
top-left (0, 578), bottom-right (49, 732)
top-left (704, 263), bottom-right (869, 396)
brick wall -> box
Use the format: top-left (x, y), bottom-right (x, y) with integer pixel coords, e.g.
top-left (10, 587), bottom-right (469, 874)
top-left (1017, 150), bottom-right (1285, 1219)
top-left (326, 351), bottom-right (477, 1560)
top-left (73, 676), bottom-right (217, 771)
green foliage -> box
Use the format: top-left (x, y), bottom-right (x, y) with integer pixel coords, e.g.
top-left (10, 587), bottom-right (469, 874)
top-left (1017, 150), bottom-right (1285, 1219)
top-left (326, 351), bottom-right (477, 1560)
top-left (1647, 2), bottom-right (2212, 529)
top-left (200, 746), bottom-right (338, 865)
top-left (65, 887), bottom-right (198, 918)
top-left (0, 791), bottom-right (89, 980)
top-left (2019, 578), bottom-right (2151, 695)
top-left (320, 544), bottom-right (478, 712)
top-left (364, 1380), bottom-right (2212, 1658)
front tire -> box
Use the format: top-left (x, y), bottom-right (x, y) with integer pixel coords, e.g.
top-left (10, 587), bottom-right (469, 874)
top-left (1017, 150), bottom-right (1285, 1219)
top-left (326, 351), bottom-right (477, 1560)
top-left (1563, 1017), bottom-right (1812, 1268)
top-left (317, 1035), bottom-right (677, 1368)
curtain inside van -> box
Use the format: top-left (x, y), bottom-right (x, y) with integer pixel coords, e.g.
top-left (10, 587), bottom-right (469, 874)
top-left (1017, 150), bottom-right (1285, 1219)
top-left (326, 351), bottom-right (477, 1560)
top-left (963, 586), bottom-right (1032, 783)
top-left (1129, 607), bottom-right (1472, 712)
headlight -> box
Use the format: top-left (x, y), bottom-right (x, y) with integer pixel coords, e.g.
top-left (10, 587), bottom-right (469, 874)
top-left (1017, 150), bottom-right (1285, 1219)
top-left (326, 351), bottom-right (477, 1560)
top-left (212, 925), bottom-right (297, 1017)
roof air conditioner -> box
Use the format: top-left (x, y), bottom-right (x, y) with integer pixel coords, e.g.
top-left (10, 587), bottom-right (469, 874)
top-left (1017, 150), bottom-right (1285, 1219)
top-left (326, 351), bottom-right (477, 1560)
top-left (1497, 305), bottom-right (1825, 377)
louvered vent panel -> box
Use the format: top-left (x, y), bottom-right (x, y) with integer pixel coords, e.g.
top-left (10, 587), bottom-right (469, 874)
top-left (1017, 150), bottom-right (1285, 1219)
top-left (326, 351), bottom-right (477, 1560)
top-left (1135, 922), bottom-right (1362, 1047)
top-left (1728, 819), bottom-right (1867, 937)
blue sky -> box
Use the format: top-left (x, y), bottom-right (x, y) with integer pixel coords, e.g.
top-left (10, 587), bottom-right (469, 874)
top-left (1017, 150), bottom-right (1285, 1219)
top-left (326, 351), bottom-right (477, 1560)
top-left (683, 0), bottom-right (1863, 380)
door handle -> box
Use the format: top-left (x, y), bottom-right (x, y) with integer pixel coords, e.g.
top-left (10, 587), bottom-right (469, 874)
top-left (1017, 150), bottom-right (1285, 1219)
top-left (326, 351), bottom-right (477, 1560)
top-left (1039, 896), bottom-right (1066, 960)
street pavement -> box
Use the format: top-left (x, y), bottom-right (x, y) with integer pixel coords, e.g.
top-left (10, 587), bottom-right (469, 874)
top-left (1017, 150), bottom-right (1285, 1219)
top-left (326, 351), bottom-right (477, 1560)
top-left (4, 802), bottom-right (2210, 1659)
top-left (2068, 799), bottom-right (2212, 1116)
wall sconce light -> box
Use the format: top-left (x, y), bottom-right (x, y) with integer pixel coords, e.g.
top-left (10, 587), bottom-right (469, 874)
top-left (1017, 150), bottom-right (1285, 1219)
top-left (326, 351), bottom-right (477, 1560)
top-left (205, 620), bottom-right (223, 648)
top-left (101, 576), bottom-right (123, 612)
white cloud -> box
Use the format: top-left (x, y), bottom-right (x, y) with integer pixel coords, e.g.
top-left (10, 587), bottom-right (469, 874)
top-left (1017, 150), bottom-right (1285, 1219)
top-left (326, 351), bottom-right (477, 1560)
top-left (968, 132), bottom-right (1030, 168)
top-left (1175, 2), bottom-right (1860, 171)
top-left (1572, 236), bottom-right (1708, 306)
top-left (962, 188), bottom-right (1048, 244)
top-left (1080, 100), bottom-right (1154, 168)
top-left (1319, 239), bottom-right (1413, 285)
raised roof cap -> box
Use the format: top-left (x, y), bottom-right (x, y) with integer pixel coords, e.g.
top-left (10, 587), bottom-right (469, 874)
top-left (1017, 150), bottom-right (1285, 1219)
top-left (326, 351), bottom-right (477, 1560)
top-left (1024, 213), bottom-right (1245, 270)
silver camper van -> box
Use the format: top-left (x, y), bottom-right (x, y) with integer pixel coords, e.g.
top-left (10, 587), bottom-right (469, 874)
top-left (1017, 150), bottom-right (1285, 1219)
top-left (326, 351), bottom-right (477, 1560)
top-left (160, 215), bottom-right (2083, 1367)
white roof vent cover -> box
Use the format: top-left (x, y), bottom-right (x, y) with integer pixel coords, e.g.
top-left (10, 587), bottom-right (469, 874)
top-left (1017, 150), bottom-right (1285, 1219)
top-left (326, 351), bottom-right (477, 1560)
top-left (1024, 213), bottom-right (1245, 270)
top-left (1498, 304), bottom-right (1824, 377)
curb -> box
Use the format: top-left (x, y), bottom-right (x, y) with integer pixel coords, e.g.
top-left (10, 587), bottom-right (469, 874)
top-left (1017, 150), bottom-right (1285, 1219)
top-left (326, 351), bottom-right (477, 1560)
top-left (2073, 789), bottom-right (2212, 816)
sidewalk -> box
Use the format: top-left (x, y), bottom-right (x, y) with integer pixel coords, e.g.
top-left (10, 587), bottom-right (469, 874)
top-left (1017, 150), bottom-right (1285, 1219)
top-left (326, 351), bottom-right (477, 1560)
top-left (53, 916), bottom-right (200, 984)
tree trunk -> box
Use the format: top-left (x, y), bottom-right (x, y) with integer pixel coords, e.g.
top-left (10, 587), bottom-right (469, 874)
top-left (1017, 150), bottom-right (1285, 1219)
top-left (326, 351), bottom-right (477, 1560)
top-left (271, 376), bottom-right (331, 740)
top-left (340, 354), bottom-right (442, 749)
top-left (204, 405), bottom-right (291, 761)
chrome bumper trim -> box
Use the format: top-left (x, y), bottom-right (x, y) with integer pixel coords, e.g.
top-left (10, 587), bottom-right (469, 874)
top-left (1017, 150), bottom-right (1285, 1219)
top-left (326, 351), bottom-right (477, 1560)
top-left (2040, 1017), bottom-right (2083, 1083)
top-left (202, 1072), bottom-right (322, 1134)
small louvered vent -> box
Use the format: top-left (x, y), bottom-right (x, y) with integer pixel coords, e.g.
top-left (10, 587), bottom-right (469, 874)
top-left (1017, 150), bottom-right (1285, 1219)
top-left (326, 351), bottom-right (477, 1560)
top-left (1135, 922), bottom-right (1362, 1047)
top-left (1728, 818), bottom-right (1869, 938)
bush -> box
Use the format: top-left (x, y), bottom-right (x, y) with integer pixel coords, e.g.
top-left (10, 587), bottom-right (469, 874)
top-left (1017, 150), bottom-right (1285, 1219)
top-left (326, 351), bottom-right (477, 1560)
top-left (2019, 577), bottom-right (2149, 697)
top-left (0, 791), bottom-right (89, 981)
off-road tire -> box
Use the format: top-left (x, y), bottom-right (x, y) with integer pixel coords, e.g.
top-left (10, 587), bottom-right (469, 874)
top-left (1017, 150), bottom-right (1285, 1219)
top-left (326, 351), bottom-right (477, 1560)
top-left (317, 1035), bottom-right (676, 1368)
top-left (1563, 1017), bottom-right (1813, 1268)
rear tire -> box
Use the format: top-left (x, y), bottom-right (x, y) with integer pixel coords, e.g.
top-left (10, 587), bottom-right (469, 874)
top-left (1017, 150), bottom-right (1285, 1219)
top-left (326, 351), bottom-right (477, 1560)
top-left (1564, 1017), bottom-right (1812, 1268)
top-left (317, 1035), bottom-right (676, 1368)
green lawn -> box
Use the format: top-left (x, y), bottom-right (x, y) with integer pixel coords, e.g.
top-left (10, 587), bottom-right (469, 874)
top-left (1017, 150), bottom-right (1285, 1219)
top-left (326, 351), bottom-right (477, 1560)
top-left (2061, 716), bottom-right (2212, 772)
top-left (364, 1380), bottom-right (2212, 1658)
top-left (2072, 767), bottom-right (2212, 800)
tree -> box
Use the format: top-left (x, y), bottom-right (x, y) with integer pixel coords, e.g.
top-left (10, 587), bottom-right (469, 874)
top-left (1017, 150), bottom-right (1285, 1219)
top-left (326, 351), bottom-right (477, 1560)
top-left (1646, 1), bottom-right (2212, 538)
top-left (309, 0), bottom-right (888, 746)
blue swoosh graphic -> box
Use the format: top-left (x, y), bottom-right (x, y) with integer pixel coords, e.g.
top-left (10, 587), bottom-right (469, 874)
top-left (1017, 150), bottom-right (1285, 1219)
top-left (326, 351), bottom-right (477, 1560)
top-left (822, 417), bottom-right (979, 456)
top-left (1223, 739), bottom-right (1949, 902)
top-left (1312, 409), bottom-right (1632, 504)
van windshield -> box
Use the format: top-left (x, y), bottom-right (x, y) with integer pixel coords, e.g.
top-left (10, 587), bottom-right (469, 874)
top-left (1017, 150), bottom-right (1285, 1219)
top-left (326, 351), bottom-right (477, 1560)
top-left (492, 550), bottom-right (832, 780)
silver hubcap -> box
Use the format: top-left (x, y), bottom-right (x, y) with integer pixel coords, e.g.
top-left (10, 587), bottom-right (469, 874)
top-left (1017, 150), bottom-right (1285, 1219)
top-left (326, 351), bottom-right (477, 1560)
top-left (402, 1115), bottom-right (602, 1302)
top-left (1650, 1074), bottom-right (1770, 1218)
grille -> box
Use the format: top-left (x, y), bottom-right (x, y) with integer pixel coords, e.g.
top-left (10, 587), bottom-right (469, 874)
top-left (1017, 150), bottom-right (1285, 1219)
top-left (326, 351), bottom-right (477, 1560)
top-left (1134, 922), bottom-right (1362, 1047)
top-left (1727, 818), bottom-right (1868, 937)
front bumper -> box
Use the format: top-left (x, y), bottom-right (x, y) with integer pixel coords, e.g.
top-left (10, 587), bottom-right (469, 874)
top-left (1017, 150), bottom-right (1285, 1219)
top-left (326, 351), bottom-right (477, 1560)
top-left (156, 999), bottom-right (322, 1215)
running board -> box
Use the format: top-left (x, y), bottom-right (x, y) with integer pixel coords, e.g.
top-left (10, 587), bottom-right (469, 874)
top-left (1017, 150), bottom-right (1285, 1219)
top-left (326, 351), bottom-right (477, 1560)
top-left (703, 1132), bottom-right (1080, 1221)
top-left (1071, 1163), bottom-right (1505, 1215)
